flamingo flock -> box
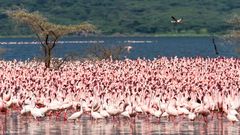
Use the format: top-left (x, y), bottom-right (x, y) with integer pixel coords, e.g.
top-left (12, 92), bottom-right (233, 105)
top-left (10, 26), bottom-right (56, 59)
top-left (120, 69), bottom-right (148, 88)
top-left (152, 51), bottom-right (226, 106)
top-left (0, 57), bottom-right (239, 123)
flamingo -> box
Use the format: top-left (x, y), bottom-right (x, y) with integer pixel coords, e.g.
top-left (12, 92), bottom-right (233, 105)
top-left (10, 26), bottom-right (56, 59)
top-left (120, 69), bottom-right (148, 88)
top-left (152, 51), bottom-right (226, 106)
top-left (121, 102), bottom-right (136, 119)
top-left (166, 99), bottom-right (179, 121)
top-left (81, 99), bottom-right (91, 112)
top-left (161, 112), bottom-right (169, 117)
top-left (68, 105), bottom-right (83, 121)
top-left (30, 106), bottom-right (45, 120)
top-left (0, 56), bottom-right (240, 123)
top-left (194, 103), bottom-right (210, 122)
top-left (105, 101), bottom-right (122, 118)
top-left (188, 111), bottom-right (197, 121)
top-left (135, 105), bottom-right (143, 114)
top-left (20, 101), bottom-right (34, 115)
top-left (91, 104), bottom-right (104, 120)
top-left (3, 90), bottom-right (11, 102)
top-left (60, 102), bottom-right (72, 110)
top-left (225, 104), bottom-right (239, 123)
top-left (60, 100), bottom-right (73, 120)
top-left (121, 110), bottom-right (130, 119)
top-left (171, 16), bottom-right (183, 24)
top-left (47, 98), bottom-right (61, 113)
top-left (0, 98), bottom-right (7, 112)
top-left (150, 100), bottom-right (163, 120)
top-left (226, 109), bottom-right (239, 123)
top-left (152, 107), bottom-right (163, 122)
top-left (99, 106), bottom-right (110, 119)
top-left (177, 106), bottom-right (190, 115)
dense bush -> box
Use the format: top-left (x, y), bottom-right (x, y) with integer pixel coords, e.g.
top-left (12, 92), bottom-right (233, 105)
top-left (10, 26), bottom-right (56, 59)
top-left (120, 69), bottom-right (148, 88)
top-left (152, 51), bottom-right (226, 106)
top-left (0, 0), bottom-right (239, 36)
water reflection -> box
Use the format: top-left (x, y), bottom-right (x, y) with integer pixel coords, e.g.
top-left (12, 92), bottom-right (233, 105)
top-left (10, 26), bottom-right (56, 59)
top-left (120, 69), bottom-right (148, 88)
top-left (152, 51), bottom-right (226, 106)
top-left (1, 112), bottom-right (240, 135)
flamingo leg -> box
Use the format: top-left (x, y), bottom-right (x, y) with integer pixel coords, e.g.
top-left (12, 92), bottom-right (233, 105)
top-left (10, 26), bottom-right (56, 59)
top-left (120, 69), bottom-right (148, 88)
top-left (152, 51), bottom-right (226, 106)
top-left (63, 110), bottom-right (67, 121)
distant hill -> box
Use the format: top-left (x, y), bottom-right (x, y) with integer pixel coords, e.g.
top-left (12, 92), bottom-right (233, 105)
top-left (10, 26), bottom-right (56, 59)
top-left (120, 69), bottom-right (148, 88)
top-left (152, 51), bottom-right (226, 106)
top-left (0, 0), bottom-right (240, 36)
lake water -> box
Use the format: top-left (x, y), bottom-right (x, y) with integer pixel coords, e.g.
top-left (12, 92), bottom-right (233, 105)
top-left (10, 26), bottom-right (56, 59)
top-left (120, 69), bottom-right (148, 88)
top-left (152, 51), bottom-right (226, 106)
top-left (1, 112), bottom-right (240, 135)
top-left (0, 37), bottom-right (240, 134)
top-left (0, 36), bottom-right (239, 60)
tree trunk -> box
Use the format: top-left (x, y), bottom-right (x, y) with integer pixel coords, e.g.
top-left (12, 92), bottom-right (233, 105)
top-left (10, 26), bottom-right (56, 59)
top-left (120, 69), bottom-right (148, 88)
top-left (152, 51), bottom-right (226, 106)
top-left (45, 47), bottom-right (51, 68)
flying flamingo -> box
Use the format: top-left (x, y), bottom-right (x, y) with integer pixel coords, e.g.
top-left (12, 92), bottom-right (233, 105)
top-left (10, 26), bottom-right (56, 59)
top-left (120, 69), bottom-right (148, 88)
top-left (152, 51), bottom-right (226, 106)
top-left (171, 16), bottom-right (183, 24)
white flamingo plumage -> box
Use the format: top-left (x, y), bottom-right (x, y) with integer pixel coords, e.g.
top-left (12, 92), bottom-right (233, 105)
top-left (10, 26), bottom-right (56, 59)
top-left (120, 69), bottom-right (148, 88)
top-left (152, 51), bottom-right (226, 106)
top-left (99, 106), bottom-right (110, 118)
top-left (106, 104), bottom-right (121, 117)
top-left (177, 106), bottom-right (190, 115)
top-left (171, 16), bottom-right (183, 24)
top-left (68, 106), bottom-right (83, 121)
top-left (91, 105), bottom-right (104, 120)
top-left (227, 112), bottom-right (239, 123)
top-left (121, 111), bottom-right (130, 118)
top-left (21, 104), bottom-right (34, 115)
top-left (188, 112), bottom-right (196, 121)
top-left (124, 46), bottom-right (133, 53)
top-left (3, 90), bottom-right (11, 102)
top-left (30, 106), bottom-right (45, 120)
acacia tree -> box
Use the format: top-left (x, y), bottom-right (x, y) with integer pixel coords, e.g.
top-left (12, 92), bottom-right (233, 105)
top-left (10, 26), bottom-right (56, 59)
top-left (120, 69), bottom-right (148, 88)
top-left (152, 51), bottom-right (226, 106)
top-left (7, 9), bottom-right (95, 68)
top-left (226, 14), bottom-right (240, 54)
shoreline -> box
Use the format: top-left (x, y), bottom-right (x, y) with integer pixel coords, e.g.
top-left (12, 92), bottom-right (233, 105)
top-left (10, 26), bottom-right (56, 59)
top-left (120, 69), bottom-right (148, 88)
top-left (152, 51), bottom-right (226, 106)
top-left (0, 56), bottom-right (239, 62)
top-left (0, 33), bottom-right (222, 39)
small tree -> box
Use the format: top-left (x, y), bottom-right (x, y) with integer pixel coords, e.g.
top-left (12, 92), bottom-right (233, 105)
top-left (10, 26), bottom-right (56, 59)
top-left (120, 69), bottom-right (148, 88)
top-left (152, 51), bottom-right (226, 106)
top-left (225, 14), bottom-right (240, 54)
top-left (7, 9), bottom-right (95, 68)
top-left (87, 44), bottom-right (130, 60)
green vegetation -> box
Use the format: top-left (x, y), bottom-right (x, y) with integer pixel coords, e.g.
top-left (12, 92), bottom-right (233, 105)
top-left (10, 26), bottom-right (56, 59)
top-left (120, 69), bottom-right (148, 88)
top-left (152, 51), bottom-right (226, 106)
top-left (7, 9), bottom-right (95, 68)
top-left (1, 0), bottom-right (240, 36)
top-left (225, 14), bottom-right (240, 54)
